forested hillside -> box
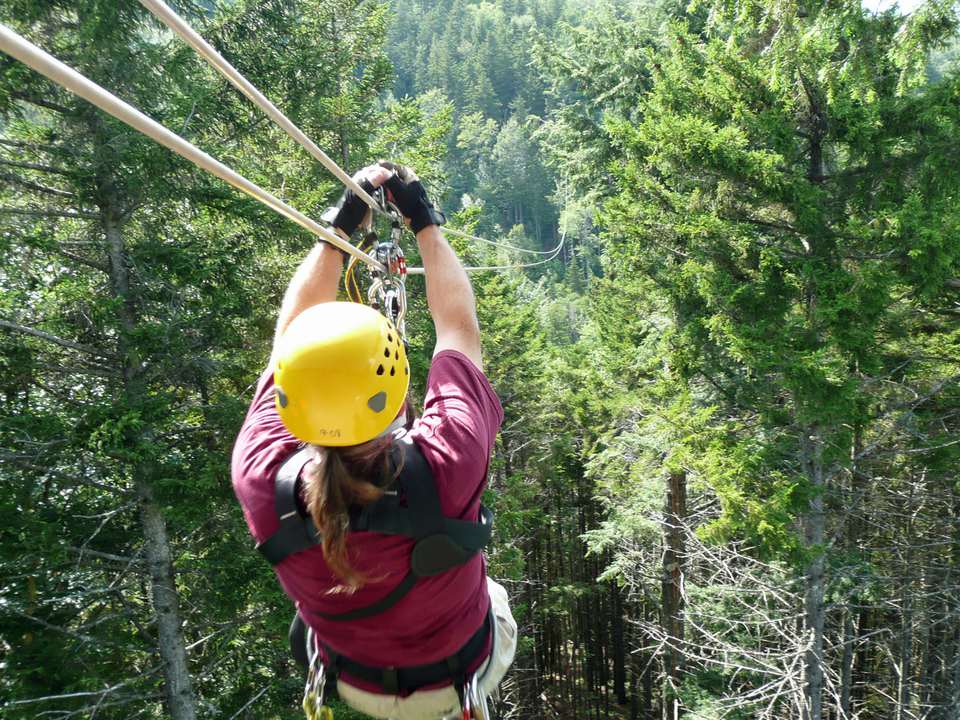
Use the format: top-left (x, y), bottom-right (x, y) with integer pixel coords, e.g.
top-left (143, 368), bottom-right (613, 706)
top-left (2, 1), bottom-right (959, 719)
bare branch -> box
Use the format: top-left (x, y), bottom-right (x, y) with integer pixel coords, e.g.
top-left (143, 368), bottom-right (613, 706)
top-left (0, 319), bottom-right (114, 358)
top-left (67, 546), bottom-right (143, 565)
top-left (12, 92), bottom-right (73, 115)
top-left (0, 158), bottom-right (75, 176)
top-left (53, 246), bottom-right (110, 273)
top-left (0, 171), bottom-right (75, 198)
top-left (0, 206), bottom-right (97, 221)
top-left (0, 137), bottom-right (67, 153)
top-left (226, 686), bottom-right (270, 720)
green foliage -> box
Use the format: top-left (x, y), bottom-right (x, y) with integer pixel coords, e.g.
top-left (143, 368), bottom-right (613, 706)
top-left (600, 4), bottom-right (960, 556)
top-left (3, 1), bottom-right (960, 718)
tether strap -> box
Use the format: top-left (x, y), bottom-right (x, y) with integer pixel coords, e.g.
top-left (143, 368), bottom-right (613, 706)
top-left (256, 447), bottom-right (316, 565)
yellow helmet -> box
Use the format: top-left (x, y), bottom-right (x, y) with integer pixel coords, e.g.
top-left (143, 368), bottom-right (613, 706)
top-left (273, 302), bottom-right (409, 446)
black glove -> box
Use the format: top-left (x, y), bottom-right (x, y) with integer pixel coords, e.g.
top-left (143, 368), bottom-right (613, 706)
top-left (382, 170), bottom-right (446, 235)
top-left (322, 179), bottom-right (376, 238)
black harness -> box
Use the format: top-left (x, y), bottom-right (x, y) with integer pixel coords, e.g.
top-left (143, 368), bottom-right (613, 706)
top-left (257, 433), bottom-right (494, 622)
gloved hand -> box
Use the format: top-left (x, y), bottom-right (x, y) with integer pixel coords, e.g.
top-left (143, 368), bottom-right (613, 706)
top-left (379, 162), bottom-right (446, 235)
top-left (323, 178), bottom-right (376, 238)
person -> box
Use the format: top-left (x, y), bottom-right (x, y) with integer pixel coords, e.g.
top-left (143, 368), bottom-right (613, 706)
top-left (231, 162), bottom-right (517, 720)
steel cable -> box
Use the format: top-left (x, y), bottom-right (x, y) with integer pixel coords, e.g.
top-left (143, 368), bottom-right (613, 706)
top-left (0, 23), bottom-right (385, 272)
top-left (138, 0), bottom-right (565, 270)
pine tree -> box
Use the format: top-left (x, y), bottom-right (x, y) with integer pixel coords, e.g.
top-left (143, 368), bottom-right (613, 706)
top-left (600, 1), bottom-right (960, 716)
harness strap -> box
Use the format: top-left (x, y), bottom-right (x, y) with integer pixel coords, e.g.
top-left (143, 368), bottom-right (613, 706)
top-left (256, 447), bottom-right (316, 565)
top-left (310, 571), bottom-right (417, 622)
top-left (319, 613), bottom-right (491, 694)
top-left (356, 506), bottom-right (493, 554)
top-left (394, 434), bottom-right (445, 536)
top-left (258, 435), bottom-right (493, 621)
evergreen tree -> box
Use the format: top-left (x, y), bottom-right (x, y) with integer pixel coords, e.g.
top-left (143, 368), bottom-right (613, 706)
top-left (597, 1), bottom-right (960, 716)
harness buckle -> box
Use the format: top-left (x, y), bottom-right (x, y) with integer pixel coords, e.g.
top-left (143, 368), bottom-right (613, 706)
top-left (382, 666), bottom-right (399, 695)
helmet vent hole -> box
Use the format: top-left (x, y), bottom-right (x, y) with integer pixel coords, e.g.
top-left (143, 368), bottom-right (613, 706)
top-left (390, 366), bottom-right (396, 376)
top-left (384, 347), bottom-right (390, 358)
top-left (387, 333), bottom-right (393, 342)
top-left (404, 365), bottom-right (409, 375)
top-left (376, 364), bottom-right (384, 376)
top-left (395, 350), bottom-right (399, 360)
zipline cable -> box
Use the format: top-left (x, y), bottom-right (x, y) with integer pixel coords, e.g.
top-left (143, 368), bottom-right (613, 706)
top-left (404, 228), bottom-right (566, 275)
top-left (136, 0), bottom-right (384, 217)
top-left (0, 23), bottom-right (384, 273)
top-left (138, 0), bottom-right (566, 267)
top-left (443, 225), bottom-right (561, 255)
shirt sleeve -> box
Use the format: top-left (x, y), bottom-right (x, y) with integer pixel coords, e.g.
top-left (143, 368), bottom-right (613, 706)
top-left (413, 350), bottom-right (504, 515)
top-left (231, 366), bottom-right (301, 542)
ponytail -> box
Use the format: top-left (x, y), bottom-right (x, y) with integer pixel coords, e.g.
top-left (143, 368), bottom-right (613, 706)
top-left (303, 436), bottom-right (396, 588)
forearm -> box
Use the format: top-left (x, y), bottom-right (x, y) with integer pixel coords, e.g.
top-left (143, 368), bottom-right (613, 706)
top-left (272, 241), bottom-right (344, 355)
top-left (417, 225), bottom-right (482, 367)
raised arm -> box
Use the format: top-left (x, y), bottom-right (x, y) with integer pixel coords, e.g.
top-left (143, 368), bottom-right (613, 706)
top-left (416, 225), bottom-right (482, 370)
top-left (269, 164), bottom-right (391, 366)
top-left (381, 164), bottom-right (482, 370)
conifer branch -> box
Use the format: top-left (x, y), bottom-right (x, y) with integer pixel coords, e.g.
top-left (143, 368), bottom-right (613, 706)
top-left (0, 158), bottom-right (75, 176)
top-left (0, 137), bottom-right (68, 153)
top-left (0, 170), bottom-right (75, 198)
top-left (11, 91), bottom-right (73, 115)
top-left (54, 245), bottom-right (110, 273)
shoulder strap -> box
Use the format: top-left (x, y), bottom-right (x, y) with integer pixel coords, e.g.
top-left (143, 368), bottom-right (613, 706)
top-left (360, 434), bottom-right (494, 577)
top-left (256, 447), bottom-right (320, 565)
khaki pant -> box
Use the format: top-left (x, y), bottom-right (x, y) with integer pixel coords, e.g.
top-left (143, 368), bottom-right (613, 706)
top-left (337, 578), bottom-right (517, 720)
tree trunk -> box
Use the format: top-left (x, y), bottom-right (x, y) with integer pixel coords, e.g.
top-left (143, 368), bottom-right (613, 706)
top-left (947, 494), bottom-right (960, 720)
top-left (98, 138), bottom-right (197, 720)
top-left (644, 597), bottom-right (655, 719)
top-left (661, 470), bottom-right (686, 720)
top-left (840, 420), bottom-right (864, 719)
top-left (612, 581), bottom-right (627, 705)
top-left (949, 624), bottom-right (960, 720)
top-left (839, 608), bottom-right (854, 719)
top-left (853, 607), bottom-right (870, 710)
top-left (896, 587), bottom-right (914, 720)
top-left (136, 476), bottom-right (198, 720)
top-left (802, 430), bottom-right (826, 720)
top-left (896, 484), bottom-right (917, 720)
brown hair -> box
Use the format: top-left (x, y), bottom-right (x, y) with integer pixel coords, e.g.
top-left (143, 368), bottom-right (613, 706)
top-left (303, 435), bottom-right (398, 588)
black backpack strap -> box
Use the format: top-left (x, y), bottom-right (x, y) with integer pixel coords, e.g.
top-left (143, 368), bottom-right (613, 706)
top-left (359, 505), bottom-right (494, 555)
top-left (256, 447), bottom-right (320, 565)
top-left (355, 434), bottom-right (494, 577)
top-left (394, 434), bottom-right (446, 537)
top-left (312, 437), bottom-right (426, 622)
top-left (264, 434), bottom-right (494, 622)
